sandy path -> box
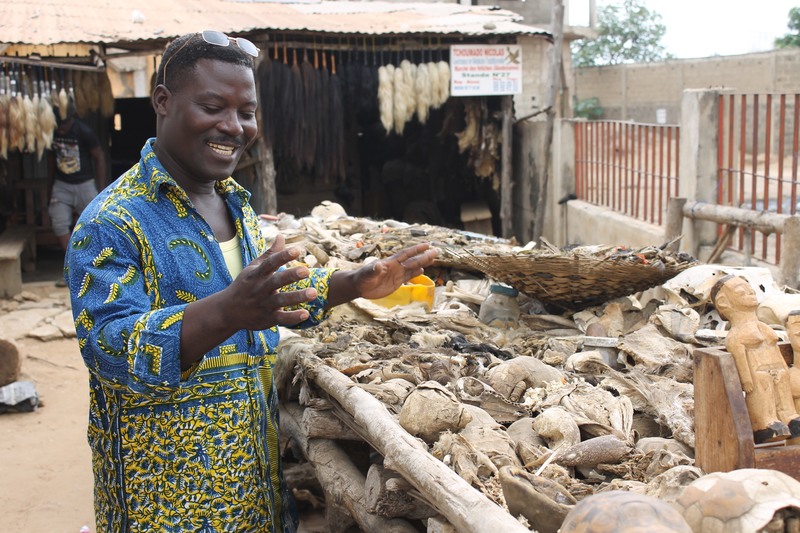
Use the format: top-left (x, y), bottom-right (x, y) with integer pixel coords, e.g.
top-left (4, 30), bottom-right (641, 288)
top-left (0, 333), bottom-right (95, 533)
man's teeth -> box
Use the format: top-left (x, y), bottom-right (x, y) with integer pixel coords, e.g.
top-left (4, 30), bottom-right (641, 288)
top-left (208, 143), bottom-right (234, 156)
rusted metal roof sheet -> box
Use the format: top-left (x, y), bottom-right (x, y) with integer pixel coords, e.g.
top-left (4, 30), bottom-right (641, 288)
top-left (1, 0), bottom-right (549, 49)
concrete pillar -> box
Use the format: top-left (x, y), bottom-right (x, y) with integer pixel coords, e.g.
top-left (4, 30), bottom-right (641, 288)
top-left (546, 118), bottom-right (575, 246)
top-left (679, 89), bottom-right (720, 259)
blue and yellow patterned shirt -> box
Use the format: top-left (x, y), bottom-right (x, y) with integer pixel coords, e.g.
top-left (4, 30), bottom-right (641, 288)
top-left (65, 139), bottom-right (334, 532)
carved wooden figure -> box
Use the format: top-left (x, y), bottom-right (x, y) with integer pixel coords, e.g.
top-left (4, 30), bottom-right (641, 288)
top-left (711, 275), bottom-right (800, 443)
top-left (786, 310), bottom-right (800, 413)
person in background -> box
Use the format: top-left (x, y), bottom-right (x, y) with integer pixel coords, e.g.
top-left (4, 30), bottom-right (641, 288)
top-left (47, 102), bottom-right (106, 251)
top-left (64, 30), bottom-right (437, 532)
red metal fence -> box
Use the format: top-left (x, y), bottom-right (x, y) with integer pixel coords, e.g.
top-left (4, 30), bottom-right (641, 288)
top-left (574, 120), bottom-right (680, 226)
top-left (716, 93), bottom-right (800, 264)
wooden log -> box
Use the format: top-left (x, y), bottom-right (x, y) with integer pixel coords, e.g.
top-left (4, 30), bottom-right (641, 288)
top-left (303, 407), bottom-right (362, 441)
top-left (682, 200), bottom-right (790, 235)
top-left (281, 402), bottom-right (419, 533)
top-left (780, 217), bottom-right (800, 289)
top-left (296, 352), bottom-right (531, 533)
top-left (365, 463), bottom-right (437, 520)
top-left (427, 516), bottom-right (459, 533)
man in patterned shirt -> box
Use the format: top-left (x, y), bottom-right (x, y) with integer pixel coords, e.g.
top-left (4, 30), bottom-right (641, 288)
top-left (64, 31), bottom-right (437, 532)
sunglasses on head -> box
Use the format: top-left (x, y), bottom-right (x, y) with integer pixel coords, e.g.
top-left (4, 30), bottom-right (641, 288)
top-left (162, 30), bottom-right (260, 88)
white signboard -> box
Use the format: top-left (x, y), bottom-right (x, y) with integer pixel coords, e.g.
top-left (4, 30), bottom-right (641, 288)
top-left (450, 44), bottom-right (523, 97)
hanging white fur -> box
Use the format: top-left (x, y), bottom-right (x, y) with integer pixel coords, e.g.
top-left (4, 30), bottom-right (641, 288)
top-left (58, 87), bottom-right (69, 120)
top-left (37, 84), bottom-right (56, 159)
top-left (403, 61), bottom-right (417, 123)
top-left (393, 64), bottom-right (408, 135)
top-left (427, 62), bottom-right (441, 111)
top-left (414, 63), bottom-right (431, 124)
top-left (378, 64), bottom-right (395, 135)
top-left (23, 91), bottom-right (37, 154)
top-left (436, 61), bottom-right (451, 108)
top-left (0, 80), bottom-right (8, 160)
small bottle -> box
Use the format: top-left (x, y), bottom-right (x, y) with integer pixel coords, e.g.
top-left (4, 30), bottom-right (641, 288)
top-left (479, 284), bottom-right (520, 328)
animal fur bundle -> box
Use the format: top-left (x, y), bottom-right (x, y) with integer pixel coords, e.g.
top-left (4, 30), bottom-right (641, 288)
top-left (393, 63), bottom-right (409, 135)
top-left (0, 80), bottom-right (8, 160)
top-left (414, 63), bottom-right (432, 125)
top-left (8, 78), bottom-right (25, 153)
top-left (436, 61), bottom-right (451, 108)
top-left (37, 82), bottom-right (57, 160)
top-left (378, 64), bottom-right (395, 134)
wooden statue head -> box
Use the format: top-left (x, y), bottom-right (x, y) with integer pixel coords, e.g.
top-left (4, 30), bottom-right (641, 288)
top-left (711, 274), bottom-right (759, 322)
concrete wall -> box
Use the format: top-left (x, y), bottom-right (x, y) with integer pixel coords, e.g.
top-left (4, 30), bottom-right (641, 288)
top-left (573, 48), bottom-right (800, 125)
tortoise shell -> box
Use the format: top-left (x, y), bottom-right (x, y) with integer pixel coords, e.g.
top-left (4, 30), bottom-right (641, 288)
top-left (559, 490), bottom-right (692, 533)
top-left (674, 469), bottom-right (800, 533)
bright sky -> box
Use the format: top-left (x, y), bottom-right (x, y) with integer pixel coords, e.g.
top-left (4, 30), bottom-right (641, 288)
top-left (593, 0), bottom-right (798, 59)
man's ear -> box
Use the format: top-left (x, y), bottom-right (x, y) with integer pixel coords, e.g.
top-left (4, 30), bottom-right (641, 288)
top-left (152, 84), bottom-right (171, 116)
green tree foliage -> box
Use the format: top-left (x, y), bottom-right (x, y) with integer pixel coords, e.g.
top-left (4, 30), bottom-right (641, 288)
top-left (775, 7), bottom-right (800, 48)
top-left (572, 0), bottom-right (673, 67)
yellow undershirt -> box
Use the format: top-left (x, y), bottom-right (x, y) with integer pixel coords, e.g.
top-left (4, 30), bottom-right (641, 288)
top-left (219, 235), bottom-right (243, 279)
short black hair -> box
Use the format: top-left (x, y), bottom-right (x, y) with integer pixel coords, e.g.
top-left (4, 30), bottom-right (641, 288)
top-left (156, 32), bottom-right (255, 92)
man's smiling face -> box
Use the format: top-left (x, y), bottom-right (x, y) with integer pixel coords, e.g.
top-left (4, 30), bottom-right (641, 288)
top-left (155, 58), bottom-right (257, 190)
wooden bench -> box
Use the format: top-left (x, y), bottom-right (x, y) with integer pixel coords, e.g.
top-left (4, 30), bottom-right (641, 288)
top-left (694, 342), bottom-right (800, 481)
top-left (0, 225), bottom-right (37, 298)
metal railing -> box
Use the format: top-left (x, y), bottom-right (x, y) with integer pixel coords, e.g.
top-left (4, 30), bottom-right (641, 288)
top-left (716, 93), bottom-right (800, 265)
top-left (574, 120), bottom-right (680, 226)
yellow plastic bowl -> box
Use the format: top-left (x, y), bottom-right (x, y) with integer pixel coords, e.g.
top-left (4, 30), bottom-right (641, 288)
top-left (369, 274), bottom-right (435, 311)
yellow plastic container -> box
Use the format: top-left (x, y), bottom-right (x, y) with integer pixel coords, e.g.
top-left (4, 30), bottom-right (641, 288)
top-left (370, 274), bottom-right (435, 311)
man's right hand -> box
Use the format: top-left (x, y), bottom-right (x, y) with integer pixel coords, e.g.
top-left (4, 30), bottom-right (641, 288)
top-left (223, 234), bottom-right (317, 331)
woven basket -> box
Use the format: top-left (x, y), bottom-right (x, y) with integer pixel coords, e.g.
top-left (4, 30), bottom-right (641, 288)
top-left (443, 251), bottom-right (695, 311)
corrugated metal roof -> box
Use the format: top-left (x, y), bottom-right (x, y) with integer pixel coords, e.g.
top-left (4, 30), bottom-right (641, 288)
top-left (1, 0), bottom-right (549, 49)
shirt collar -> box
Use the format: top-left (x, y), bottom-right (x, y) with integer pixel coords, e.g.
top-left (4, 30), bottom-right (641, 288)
top-left (139, 138), bottom-right (251, 204)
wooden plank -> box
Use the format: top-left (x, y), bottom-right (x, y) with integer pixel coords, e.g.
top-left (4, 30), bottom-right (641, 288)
top-left (694, 346), bottom-right (754, 473)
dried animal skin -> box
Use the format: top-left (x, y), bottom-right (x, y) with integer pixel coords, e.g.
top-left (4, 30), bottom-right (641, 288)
top-left (643, 465), bottom-right (703, 502)
top-left (601, 370), bottom-right (695, 448)
top-left (459, 405), bottom-right (521, 470)
top-left (8, 94), bottom-right (24, 152)
top-left (533, 407), bottom-right (581, 451)
top-left (377, 65), bottom-right (394, 134)
top-left (58, 88), bottom-right (69, 120)
top-left (402, 61), bottom-right (417, 123)
top-left (427, 62), bottom-right (441, 110)
top-left (455, 376), bottom-right (532, 423)
top-left (618, 323), bottom-right (692, 382)
top-left (540, 381), bottom-right (634, 442)
top-left (357, 378), bottom-right (414, 413)
top-left (487, 356), bottom-right (565, 402)
top-left (414, 63), bottom-right (431, 124)
top-left (499, 466), bottom-right (576, 533)
top-left (650, 304), bottom-right (701, 344)
top-left (436, 61), bottom-right (450, 107)
top-left (556, 434), bottom-right (630, 468)
top-left (392, 64), bottom-right (409, 135)
top-left (99, 71), bottom-right (115, 118)
top-left (456, 99), bottom-right (480, 154)
top-left (432, 432), bottom-right (497, 490)
top-left (37, 84), bottom-right (56, 157)
top-left (399, 381), bottom-right (471, 443)
top-left (0, 91), bottom-right (8, 159)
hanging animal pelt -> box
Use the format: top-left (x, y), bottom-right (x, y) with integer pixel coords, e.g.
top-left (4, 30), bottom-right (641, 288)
top-left (392, 63), bottom-right (408, 135)
top-left (22, 78), bottom-right (37, 154)
top-left (274, 49), bottom-right (293, 162)
top-left (99, 71), bottom-right (115, 118)
top-left (404, 61), bottom-right (417, 124)
top-left (8, 74), bottom-right (24, 153)
top-left (330, 53), bottom-right (345, 182)
top-left (415, 62), bottom-right (432, 124)
top-left (360, 61), bottom-right (379, 124)
top-left (37, 80), bottom-right (56, 158)
top-left (256, 55), bottom-right (275, 149)
top-left (57, 86), bottom-right (69, 121)
top-left (378, 64), bottom-right (394, 135)
top-left (314, 51), bottom-right (330, 182)
top-left (300, 49), bottom-right (317, 171)
top-left (428, 61), bottom-right (442, 110)
top-left (83, 71), bottom-right (100, 115)
top-left (436, 61), bottom-right (451, 108)
top-left (0, 74), bottom-right (9, 160)
top-left (289, 48), bottom-right (305, 170)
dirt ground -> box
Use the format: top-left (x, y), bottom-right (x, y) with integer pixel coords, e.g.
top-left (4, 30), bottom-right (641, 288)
top-left (0, 248), bottom-right (326, 533)
top-left (0, 286), bottom-right (95, 533)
